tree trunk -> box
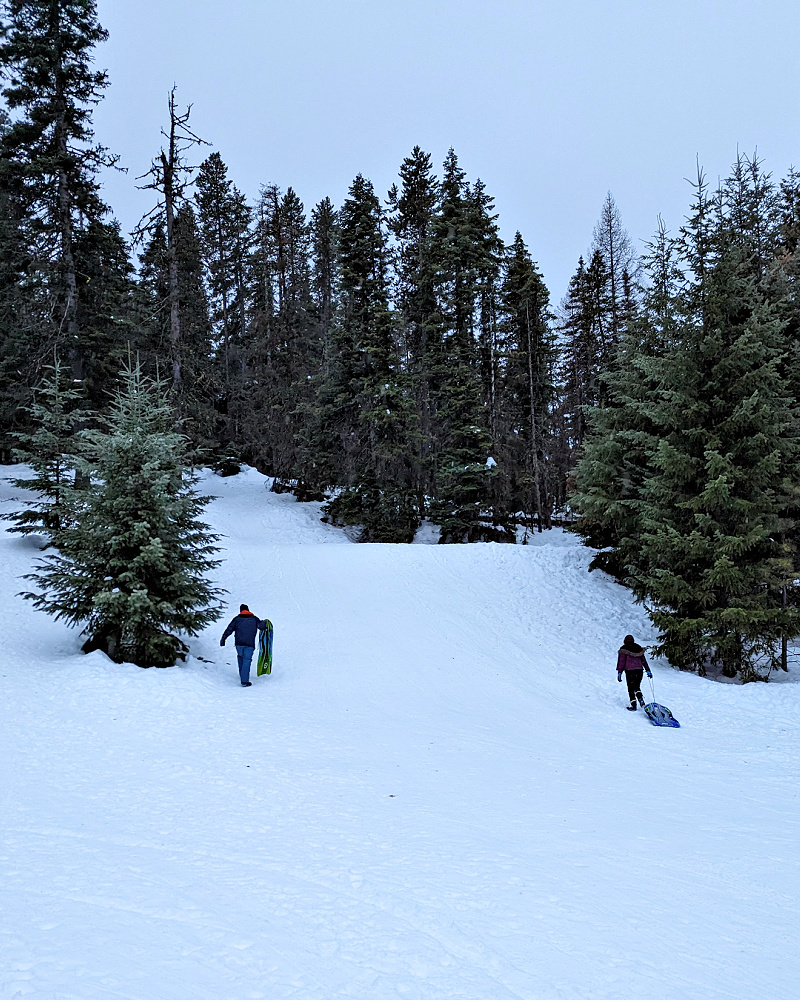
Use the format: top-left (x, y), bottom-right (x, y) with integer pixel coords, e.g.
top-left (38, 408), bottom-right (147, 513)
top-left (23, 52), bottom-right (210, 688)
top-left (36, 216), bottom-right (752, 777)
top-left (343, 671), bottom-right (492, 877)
top-left (53, 39), bottom-right (78, 373)
top-left (526, 305), bottom-right (547, 531)
top-left (162, 145), bottom-right (181, 387)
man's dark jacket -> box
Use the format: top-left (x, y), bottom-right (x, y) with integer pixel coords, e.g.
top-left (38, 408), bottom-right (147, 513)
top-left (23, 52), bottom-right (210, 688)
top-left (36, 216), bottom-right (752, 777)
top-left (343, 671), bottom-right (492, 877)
top-left (221, 611), bottom-right (266, 648)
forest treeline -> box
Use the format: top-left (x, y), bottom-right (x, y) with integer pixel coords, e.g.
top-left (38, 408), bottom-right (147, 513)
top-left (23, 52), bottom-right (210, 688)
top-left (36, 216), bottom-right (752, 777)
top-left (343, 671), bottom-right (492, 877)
top-left (3, 1), bottom-right (800, 678)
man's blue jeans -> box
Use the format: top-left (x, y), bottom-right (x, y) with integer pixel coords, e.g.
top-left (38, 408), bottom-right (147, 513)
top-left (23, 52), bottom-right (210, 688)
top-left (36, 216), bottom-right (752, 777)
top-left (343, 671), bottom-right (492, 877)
top-left (235, 644), bottom-right (255, 684)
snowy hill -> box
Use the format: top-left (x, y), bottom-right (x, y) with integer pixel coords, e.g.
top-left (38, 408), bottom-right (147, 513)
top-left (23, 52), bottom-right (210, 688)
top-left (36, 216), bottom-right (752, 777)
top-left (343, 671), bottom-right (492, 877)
top-left (1, 466), bottom-right (798, 1000)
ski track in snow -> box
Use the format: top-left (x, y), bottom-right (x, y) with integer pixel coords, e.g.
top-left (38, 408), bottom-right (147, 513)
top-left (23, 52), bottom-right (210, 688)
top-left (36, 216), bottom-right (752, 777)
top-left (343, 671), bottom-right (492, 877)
top-left (1, 466), bottom-right (798, 999)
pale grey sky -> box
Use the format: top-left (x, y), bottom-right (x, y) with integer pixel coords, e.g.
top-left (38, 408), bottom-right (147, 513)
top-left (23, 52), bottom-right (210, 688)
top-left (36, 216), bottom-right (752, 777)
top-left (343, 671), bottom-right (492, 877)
top-left (94, 0), bottom-right (799, 302)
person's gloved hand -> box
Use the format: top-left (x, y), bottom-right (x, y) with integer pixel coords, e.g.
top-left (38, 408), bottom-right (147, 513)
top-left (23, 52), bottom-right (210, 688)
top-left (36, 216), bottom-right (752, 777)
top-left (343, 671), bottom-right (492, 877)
top-left (646, 669), bottom-right (652, 678)
top-left (617, 672), bottom-right (622, 682)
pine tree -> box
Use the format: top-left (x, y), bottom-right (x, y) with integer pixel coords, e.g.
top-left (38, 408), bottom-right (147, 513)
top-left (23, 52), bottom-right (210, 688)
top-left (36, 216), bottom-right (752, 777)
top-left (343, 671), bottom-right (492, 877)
top-left (294, 196), bottom-right (338, 495)
top-left (0, 0), bottom-right (116, 378)
top-left (243, 185), bottom-right (318, 481)
top-left (194, 152), bottom-right (251, 392)
top-left (22, 359), bottom-right (225, 668)
top-left (0, 108), bottom-right (40, 459)
top-left (322, 174), bottom-right (418, 541)
top-left (310, 196), bottom-right (337, 352)
top-left (175, 204), bottom-right (220, 452)
top-left (591, 192), bottom-right (638, 344)
top-left (2, 356), bottom-right (88, 543)
top-left (427, 151), bottom-right (507, 542)
top-left (498, 232), bottom-right (556, 531)
top-left (387, 146), bottom-right (440, 503)
top-left (573, 161), bottom-right (800, 678)
top-left (572, 219), bottom-right (682, 576)
top-left (558, 250), bottom-right (613, 454)
top-left (72, 218), bottom-right (137, 410)
top-left (630, 170), bottom-right (800, 678)
top-left (136, 221), bottom-right (170, 363)
top-left (136, 208), bottom-right (219, 453)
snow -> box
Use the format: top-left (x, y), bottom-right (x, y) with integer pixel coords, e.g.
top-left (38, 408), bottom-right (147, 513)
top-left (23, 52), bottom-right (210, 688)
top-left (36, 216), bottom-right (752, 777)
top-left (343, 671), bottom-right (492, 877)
top-left (1, 465), bottom-right (798, 999)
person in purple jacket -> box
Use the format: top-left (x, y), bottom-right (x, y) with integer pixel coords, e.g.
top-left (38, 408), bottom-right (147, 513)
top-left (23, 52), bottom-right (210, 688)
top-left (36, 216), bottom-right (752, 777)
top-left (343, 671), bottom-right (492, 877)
top-left (220, 604), bottom-right (267, 687)
top-left (617, 634), bottom-right (652, 710)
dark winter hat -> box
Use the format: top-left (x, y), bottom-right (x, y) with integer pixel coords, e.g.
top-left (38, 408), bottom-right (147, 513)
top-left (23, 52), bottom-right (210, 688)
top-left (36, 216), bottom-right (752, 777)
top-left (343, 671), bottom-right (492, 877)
top-left (624, 634), bottom-right (635, 645)
top-left (240, 604), bottom-right (249, 612)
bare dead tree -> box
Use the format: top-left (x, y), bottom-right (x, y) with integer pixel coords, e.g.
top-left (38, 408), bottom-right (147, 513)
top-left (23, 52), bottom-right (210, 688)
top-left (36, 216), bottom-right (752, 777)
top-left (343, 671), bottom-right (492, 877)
top-left (135, 88), bottom-right (209, 387)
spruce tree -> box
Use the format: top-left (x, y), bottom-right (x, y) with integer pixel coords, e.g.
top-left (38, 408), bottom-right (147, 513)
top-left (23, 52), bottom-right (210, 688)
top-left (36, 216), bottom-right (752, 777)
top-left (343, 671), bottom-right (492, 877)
top-left (194, 152), bottom-right (251, 394)
top-left (243, 184), bottom-right (319, 482)
top-left (310, 196), bottom-right (337, 352)
top-left (572, 220), bottom-right (682, 576)
top-left (428, 152), bottom-right (509, 542)
top-left (387, 147), bottom-right (440, 504)
top-left (72, 218), bottom-right (137, 410)
top-left (630, 171), bottom-right (799, 677)
top-left (2, 356), bottom-right (88, 543)
top-left (591, 192), bottom-right (638, 344)
top-left (22, 359), bottom-right (225, 668)
top-left (0, 108), bottom-right (39, 459)
top-left (558, 250), bottom-right (612, 453)
top-left (294, 196), bottom-right (339, 496)
top-left (498, 233), bottom-right (556, 531)
top-left (137, 208), bottom-right (219, 454)
top-left (322, 174), bottom-right (418, 541)
top-left (0, 0), bottom-right (116, 377)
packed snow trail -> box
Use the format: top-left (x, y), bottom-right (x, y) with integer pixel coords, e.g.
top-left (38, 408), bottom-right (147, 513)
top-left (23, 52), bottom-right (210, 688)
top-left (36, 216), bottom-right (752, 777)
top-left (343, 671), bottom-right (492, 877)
top-left (1, 467), bottom-right (798, 999)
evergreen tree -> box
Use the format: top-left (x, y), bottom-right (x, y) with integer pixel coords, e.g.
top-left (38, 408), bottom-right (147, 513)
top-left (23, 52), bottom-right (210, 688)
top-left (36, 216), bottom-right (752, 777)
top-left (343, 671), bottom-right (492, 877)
top-left (427, 150), bottom-right (508, 542)
top-left (591, 192), bottom-right (638, 344)
top-left (573, 219), bottom-right (683, 576)
top-left (0, 108), bottom-right (41, 459)
top-left (22, 359), bottom-right (225, 668)
top-left (136, 221), bottom-right (170, 363)
top-left (174, 204), bottom-right (220, 451)
top-left (243, 185), bottom-right (318, 481)
top-left (558, 250), bottom-right (612, 454)
top-left (2, 356), bottom-right (88, 542)
top-left (576, 165), bottom-right (800, 679)
top-left (635, 272), bottom-right (799, 677)
top-left (470, 177), bottom-right (512, 532)
top-left (294, 196), bottom-right (338, 495)
top-left (387, 146), bottom-right (440, 503)
top-left (136, 208), bottom-right (219, 453)
top-left (322, 174), bottom-right (418, 540)
top-left (498, 232), bottom-right (556, 531)
top-left (310, 196), bottom-right (337, 351)
top-left (194, 152), bottom-right (251, 391)
top-left (72, 218), bottom-right (137, 410)
top-left (0, 0), bottom-right (116, 377)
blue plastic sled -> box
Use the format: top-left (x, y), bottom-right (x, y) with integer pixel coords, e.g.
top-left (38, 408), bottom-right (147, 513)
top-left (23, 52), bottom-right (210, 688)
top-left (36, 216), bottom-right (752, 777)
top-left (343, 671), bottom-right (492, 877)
top-left (644, 702), bottom-right (680, 728)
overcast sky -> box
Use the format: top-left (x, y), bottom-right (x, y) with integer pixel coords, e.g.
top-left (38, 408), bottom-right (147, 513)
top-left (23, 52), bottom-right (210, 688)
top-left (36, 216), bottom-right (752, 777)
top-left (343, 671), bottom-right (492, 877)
top-left (94, 0), bottom-right (799, 303)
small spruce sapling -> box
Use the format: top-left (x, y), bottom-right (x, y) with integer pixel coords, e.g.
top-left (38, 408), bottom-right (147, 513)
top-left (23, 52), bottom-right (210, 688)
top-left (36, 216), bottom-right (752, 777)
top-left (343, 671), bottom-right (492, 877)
top-left (3, 358), bottom-right (89, 545)
top-left (22, 358), bottom-right (226, 667)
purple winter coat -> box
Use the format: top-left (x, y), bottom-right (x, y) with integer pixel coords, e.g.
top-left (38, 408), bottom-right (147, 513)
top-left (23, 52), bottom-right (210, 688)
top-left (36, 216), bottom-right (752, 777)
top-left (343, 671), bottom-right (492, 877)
top-left (616, 647), bottom-right (649, 672)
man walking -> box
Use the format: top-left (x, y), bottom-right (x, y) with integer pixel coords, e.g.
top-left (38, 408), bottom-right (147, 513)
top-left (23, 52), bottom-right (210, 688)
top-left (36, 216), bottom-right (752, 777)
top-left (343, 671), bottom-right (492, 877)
top-left (220, 604), bottom-right (267, 686)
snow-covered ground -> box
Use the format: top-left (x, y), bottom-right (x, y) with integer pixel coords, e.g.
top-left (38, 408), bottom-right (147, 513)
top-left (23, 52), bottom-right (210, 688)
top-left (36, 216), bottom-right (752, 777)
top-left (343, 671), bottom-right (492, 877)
top-left (1, 466), bottom-right (798, 1000)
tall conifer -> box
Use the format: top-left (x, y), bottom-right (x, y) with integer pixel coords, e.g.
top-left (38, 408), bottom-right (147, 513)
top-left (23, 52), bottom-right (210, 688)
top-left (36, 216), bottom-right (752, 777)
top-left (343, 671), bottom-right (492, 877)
top-left (23, 359), bottom-right (225, 668)
top-left (0, 0), bottom-right (116, 377)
